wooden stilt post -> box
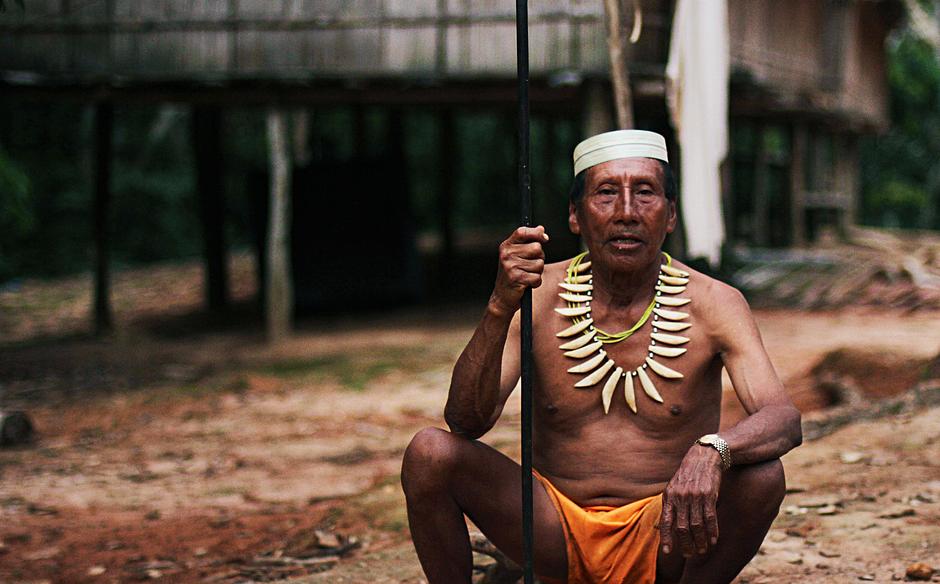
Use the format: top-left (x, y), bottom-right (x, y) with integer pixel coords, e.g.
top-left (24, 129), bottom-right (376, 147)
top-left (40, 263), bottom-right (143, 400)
top-left (192, 105), bottom-right (230, 312)
top-left (93, 101), bottom-right (114, 337)
top-left (265, 109), bottom-right (293, 342)
top-left (514, 1), bottom-right (534, 582)
top-left (603, 0), bottom-right (634, 129)
top-left (439, 109), bottom-right (456, 290)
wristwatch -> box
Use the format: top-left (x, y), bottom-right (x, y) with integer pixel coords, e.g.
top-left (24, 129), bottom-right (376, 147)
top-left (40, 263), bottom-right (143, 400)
top-left (696, 434), bottom-right (732, 470)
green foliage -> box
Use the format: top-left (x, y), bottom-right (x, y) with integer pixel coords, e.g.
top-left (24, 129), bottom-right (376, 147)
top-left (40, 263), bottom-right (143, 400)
top-left (867, 179), bottom-right (931, 227)
top-left (860, 29), bottom-right (940, 229)
top-left (110, 106), bottom-right (201, 264)
top-left (0, 0), bottom-right (25, 12)
top-left (0, 148), bottom-right (33, 280)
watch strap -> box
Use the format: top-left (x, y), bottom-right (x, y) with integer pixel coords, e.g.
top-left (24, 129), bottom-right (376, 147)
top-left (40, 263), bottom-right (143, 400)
top-left (697, 434), bottom-right (732, 470)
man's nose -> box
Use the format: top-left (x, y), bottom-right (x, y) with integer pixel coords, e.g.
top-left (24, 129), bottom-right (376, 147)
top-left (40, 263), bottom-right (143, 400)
top-left (612, 191), bottom-right (639, 222)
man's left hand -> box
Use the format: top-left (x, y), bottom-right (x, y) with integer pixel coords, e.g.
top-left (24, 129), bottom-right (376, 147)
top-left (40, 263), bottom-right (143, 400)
top-left (659, 443), bottom-right (723, 557)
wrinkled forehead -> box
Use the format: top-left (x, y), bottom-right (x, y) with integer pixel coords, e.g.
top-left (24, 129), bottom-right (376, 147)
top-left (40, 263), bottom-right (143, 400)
top-left (585, 157), bottom-right (664, 185)
top-left (573, 130), bottom-right (668, 176)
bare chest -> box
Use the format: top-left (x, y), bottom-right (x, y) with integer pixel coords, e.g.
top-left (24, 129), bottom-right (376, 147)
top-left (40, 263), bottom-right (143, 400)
top-left (532, 295), bottom-right (723, 429)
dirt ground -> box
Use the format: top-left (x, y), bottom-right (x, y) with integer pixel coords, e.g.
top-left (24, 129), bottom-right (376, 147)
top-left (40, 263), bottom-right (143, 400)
top-left (1, 257), bottom-right (938, 583)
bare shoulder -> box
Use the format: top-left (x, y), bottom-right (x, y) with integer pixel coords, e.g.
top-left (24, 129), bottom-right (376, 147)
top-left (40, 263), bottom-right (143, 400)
top-left (676, 261), bottom-right (754, 348)
top-left (534, 258), bottom-right (576, 301)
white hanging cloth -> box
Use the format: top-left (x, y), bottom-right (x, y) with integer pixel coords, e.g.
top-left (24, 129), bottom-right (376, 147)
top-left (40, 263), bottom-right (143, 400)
top-left (665, 0), bottom-right (730, 267)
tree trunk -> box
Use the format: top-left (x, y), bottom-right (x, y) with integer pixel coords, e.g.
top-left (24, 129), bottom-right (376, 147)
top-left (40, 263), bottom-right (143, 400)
top-left (603, 0), bottom-right (634, 129)
top-left (93, 102), bottom-right (114, 336)
top-left (265, 109), bottom-right (293, 342)
top-left (192, 105), bottom-right (230, 312)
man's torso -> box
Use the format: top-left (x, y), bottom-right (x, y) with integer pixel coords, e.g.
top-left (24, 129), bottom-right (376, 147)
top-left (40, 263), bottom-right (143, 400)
top-left (528, 258), bottom-right (725, 507)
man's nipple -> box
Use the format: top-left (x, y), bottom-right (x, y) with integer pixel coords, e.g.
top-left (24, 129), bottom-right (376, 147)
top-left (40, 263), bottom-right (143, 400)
top-left (545, 403), bottom-right (559, 414)
top-left (669, 404), bottom-right (682, 416)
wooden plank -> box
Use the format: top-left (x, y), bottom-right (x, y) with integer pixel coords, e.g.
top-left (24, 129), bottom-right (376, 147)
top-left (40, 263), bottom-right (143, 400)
top-left (790, 123), bottom-right (807, 246)
top-left (752, 123), bottom-right (770, 247)
top-left (192, 105), bottom-right (230, 311)
top-left (93, 102), bottom-right (114, 337)
top-left (265, 108), bottom-right (293, 342)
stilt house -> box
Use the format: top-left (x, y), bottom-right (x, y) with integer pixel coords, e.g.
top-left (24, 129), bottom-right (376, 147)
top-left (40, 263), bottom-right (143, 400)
top-left (0, 0), bottom-right (902, 324)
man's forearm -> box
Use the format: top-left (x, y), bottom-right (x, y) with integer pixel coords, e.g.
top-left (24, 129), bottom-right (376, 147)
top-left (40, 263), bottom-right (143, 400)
top-left (444, 302), bottom-right (514, 439)
top-left (718, 404), bottom-right (802, 467)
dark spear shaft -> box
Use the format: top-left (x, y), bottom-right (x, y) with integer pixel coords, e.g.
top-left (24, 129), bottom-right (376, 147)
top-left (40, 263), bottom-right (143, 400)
top-left (514, 0), bottom-right (534, 583)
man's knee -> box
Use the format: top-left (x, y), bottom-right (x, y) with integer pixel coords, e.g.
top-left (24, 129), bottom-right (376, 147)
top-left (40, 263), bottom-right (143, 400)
top-left (727, 459), bottom-right (786, 518)
top-left (401, 427), bottom-right (464, 497)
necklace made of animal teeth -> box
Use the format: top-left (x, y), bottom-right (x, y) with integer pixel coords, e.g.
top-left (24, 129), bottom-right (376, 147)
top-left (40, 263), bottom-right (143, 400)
top-left (555, 251), bottom-right (691, 414)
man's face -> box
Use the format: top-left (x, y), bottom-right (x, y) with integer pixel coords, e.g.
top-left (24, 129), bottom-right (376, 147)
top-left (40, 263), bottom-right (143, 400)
top-left (568, 157), bottom-right (676, 271)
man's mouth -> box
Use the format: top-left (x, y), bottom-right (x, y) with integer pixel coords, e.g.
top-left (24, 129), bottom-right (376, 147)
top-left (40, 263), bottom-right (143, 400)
top-left (607, 234), bottom-right (645, 248)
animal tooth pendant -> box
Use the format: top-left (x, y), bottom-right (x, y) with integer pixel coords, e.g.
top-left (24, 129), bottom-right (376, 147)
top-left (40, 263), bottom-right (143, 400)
top-left (555, 306), bottom-right (591, 317)
top-left (559, 331), bottom-right (595, 351)
top-left (557, 318), bottom-right (593, 338)
top-left (559, 282), bottom-right (593, 293)
top-left (652, 307), bottom-right (689, 321)
top-left (575, 359), bottom-right (615, 388)
top-left (558, 252), bottom-right (692, 415)
top-left (602, 367), bottom-right (623, 413)
top-left (659, 275), bottom-right (689, 286)
top-left (559, 292), bottom-right (592, 303)
top-left (564, 341), bottom-right (604, 359)
top-left (653, 320), bottom-right (691, 332)
top-left (661, 264), bottom-right (690, 278)
top-left (656, 296), bottom-right (690, 307)
top-left (624, 371), bottom-right (637, 413)
top-left (636, 367), bottom-right (664, 402)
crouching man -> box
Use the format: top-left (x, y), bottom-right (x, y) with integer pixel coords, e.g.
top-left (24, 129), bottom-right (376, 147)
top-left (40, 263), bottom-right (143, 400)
top-left (401, 130), bottom-right (802, 583)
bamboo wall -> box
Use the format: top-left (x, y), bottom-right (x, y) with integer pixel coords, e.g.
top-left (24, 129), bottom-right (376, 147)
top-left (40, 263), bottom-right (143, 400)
top-left (0, 0), bottom-right (670, 80)
top-left (728, 0), bottom-right (895, 129)
top-left (0, 0), bottom-right (895, 128)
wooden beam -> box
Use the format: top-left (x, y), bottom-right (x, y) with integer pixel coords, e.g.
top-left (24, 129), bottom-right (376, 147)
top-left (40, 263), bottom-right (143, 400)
top-left (92, 101), bottom-right (113, 336)
top-left (752, 123), bottom-right (770, 247)
top-left (265, 108), bottom-right (293, 342)
top-left (438, 109), bottom-right (457, 287)
top-left (603, 0), bottom-right (634, 129)
top-left (192, 105), bottom-right (230, 311)
top-left (582, 80), bottom-right (613, 138)
top-left (790, 123), bottom-right (807, 247)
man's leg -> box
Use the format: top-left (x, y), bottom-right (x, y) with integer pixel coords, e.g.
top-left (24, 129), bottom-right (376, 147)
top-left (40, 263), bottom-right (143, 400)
top-left (656, 459), bottom-right (786, 584)
top-left (401, 427), bottom-right (568, 584)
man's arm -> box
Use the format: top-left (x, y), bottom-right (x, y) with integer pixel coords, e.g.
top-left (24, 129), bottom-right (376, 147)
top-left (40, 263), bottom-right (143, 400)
top-left (443, 226), bottom-right (548, 439)
top-left (660, 282), bottom-right (801, 558)
top-left (711, 285), bottom-right (803, 461)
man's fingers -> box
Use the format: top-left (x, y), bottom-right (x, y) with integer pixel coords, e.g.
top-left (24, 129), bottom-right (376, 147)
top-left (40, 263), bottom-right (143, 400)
top-left (674, 499), bottom-right (694, 557)
top-left (659, 500), bottom-right (674, 554)
top-left (509, 225), bottom-right (549, 244)
top-left (689, 500), bottom-right (708, 554)
top-left (704, 499), bottom-right (719, 547)
top-left (512, 258), bottom-right (545, 274)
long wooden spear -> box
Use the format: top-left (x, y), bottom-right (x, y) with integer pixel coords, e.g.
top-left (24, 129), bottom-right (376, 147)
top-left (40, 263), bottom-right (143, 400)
top-left (514, 1), bottom-right (534, 583)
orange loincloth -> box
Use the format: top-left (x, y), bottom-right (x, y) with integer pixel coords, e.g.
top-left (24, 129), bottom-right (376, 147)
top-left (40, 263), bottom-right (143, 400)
top-left (535, 469), bottom-right (663, 584)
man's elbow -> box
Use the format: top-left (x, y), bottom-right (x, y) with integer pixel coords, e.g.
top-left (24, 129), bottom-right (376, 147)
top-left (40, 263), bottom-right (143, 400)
top-left (443, 406), bottom-right (490, 441)
top-left (785, 404), bottom-right (803, 449)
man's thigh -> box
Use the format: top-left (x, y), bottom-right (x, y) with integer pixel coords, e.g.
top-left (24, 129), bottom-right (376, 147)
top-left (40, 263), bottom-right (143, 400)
top-left (424, 429), bottom-right (568, 579)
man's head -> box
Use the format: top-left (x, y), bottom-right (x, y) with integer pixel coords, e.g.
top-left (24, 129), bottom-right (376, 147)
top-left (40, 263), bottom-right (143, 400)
top-left (567, 130), bottom-right (677, 271)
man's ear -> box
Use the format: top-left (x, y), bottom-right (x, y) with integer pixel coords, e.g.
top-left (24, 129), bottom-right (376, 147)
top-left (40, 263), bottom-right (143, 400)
top-left (568, 202), bottom-right (581, 235)
top-left (665, 200), bottom-right (677, 234)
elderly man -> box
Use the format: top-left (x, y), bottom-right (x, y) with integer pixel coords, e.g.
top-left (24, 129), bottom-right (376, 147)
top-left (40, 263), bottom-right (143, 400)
top-left (401, 130), bottom-right (802, 584)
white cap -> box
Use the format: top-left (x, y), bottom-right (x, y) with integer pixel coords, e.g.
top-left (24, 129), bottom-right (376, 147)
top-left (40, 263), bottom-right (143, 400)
top-left (572, 130), bottom-right (669, 176)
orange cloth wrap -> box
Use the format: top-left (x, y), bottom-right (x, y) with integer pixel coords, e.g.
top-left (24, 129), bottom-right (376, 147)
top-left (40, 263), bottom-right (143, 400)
top-left (535, 470), bottom-right (662, 584)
